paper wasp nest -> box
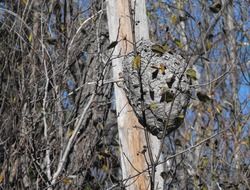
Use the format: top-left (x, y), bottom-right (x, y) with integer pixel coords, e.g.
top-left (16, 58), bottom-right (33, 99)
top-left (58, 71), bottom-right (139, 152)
top-left (123, 40), bottom-right (191, 139)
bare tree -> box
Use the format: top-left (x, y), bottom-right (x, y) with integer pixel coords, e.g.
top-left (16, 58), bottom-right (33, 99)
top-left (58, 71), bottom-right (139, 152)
top-left (0, 0), bottom-right (249, 190)
top-left (106, 0), bottom-right (150, 189)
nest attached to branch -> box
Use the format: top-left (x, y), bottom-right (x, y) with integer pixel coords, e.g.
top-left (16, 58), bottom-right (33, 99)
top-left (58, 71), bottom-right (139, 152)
top-left (123, 40), bottom-right (191, 139)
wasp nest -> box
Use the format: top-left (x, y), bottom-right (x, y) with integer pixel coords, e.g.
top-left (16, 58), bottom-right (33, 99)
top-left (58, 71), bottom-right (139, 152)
top-left (123, 40), bottom-right (191, 138)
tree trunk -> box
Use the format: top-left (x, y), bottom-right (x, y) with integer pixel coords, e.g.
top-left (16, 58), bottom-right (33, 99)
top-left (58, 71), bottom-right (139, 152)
top-left (131, 0), bottom-right (165, 189)
top-left (223, 0), bottom-right (240, 183)
top-left (106, 0), bottom-right (149, 189)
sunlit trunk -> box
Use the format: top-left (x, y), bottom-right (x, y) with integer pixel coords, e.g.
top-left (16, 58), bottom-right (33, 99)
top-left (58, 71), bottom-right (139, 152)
top-left (106, 0), bottom-right (150, 189)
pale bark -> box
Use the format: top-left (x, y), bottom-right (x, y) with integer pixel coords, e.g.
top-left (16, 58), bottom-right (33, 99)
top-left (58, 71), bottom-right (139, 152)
top-left (223, 0), bottom-right (240, 180)
top-left (132, 0), bottom-right (164, 189)
top-left (175, 1), bottom-right (198, 188)
top-left (107, 0), bottom-right (150, 189)
top-left (131, 0), bottom-right (149, 41)
top-left (176, 0), bottom-right (188, 52)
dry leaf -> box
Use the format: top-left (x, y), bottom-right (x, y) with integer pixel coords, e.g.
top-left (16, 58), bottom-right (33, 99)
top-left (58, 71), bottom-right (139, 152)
top-left (132, 54), bottom-right (141, 70)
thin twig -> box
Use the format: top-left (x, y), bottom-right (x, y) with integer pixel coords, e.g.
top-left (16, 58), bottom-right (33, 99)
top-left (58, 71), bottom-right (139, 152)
top-left (51, 93), bottom-right (95, 185)
top-left (108, 120), bottom-right (235, 189)
top-left (40, 6), bottom-right (52, 183)
top-left (64, 10), bottom-right (103, 71)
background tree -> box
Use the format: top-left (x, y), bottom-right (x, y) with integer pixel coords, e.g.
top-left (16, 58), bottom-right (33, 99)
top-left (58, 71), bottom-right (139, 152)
top-left (147, 0), bottom-right (249, 189)
top-left (0, 0), bottom-right (249, 190)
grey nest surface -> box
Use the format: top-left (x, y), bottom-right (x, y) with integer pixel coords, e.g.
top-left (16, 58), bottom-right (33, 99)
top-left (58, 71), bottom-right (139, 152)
top-left (123, 40), bottom-right (191, 138)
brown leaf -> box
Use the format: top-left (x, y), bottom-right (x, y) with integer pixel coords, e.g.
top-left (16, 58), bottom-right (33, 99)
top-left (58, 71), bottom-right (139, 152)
top-left (197, 91), bottom-right (212, 102)
top-left (150, 90), bottom-right (154, 100)
top-left (132, 54), bottom-right (141, 70)
top-left (151, 44), bottom-right (166, 55)
top-left (209, 2), bottom-right (222, 13)
top-left (107, 41), bottom-right (118, 49)
top-left (160, 89), bottom-right (174, 103)
top-left (152, 69), bottom-right (159, 79)
top-left (166, 76), bottom-right (175, 88)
